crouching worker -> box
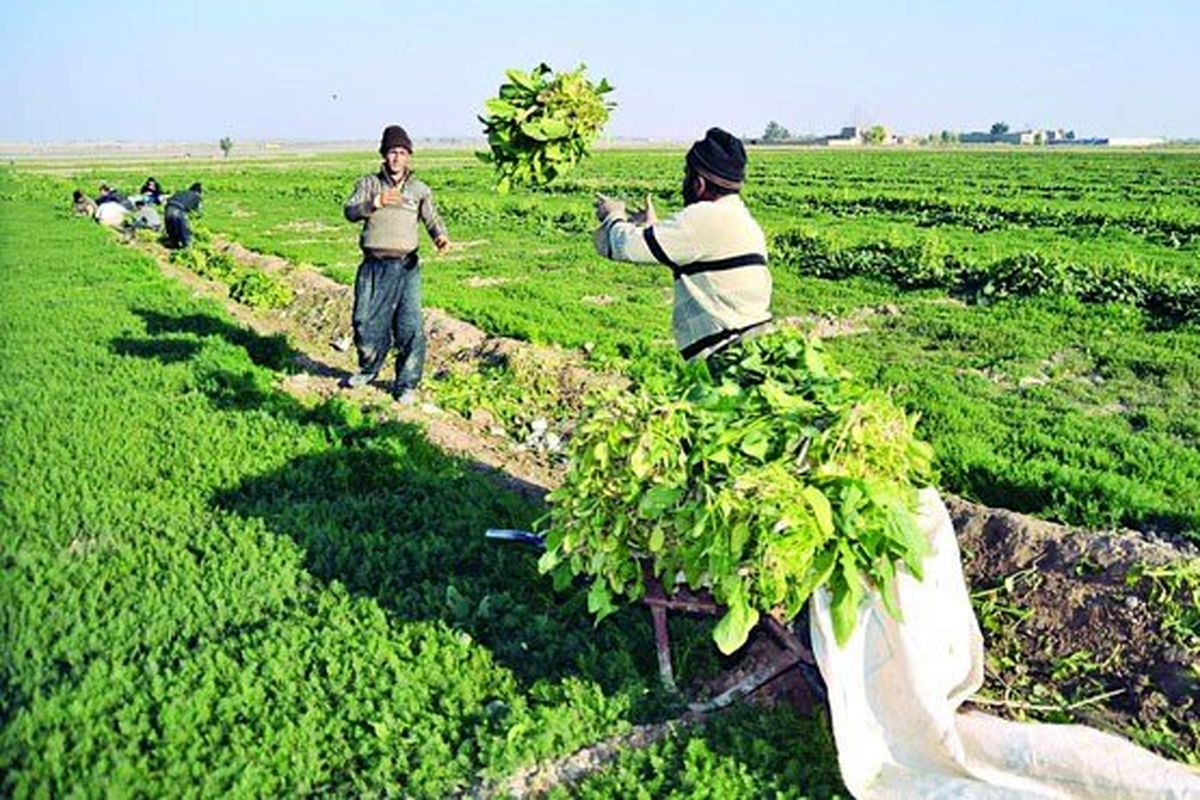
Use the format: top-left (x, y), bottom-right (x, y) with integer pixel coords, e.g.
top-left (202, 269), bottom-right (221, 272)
top-left (593, 127), bottom-right (773, 375)
top-left (342, 124), bottom-right (450, 403)
top-left (164, 182), bottom-right (202, 248)
top-left (72, 189), bottom-right (97, 217)
top-left (130, 199), bottom-right (162, 231)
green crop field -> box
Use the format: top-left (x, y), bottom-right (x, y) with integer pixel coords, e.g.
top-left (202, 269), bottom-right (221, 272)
top-left (0, 170), bottom-right (844, 796)
top-left (3, 145), bottom-right (1199, 794)
top-left (49, 147), bottom-right (1200, 537)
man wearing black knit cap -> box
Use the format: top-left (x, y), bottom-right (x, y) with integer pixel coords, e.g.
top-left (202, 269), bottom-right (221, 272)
top-left (594, 127), bottom-right (772, 367)
top-left (343, 124), bottom-right (450, 403)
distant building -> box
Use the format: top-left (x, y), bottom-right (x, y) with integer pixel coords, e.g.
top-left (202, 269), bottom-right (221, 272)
top-left (1049, 136), bottom-right (1166, 147)
top-left (820, 126), bottom-right (864, 147)
top-left (962, 129), bottom-right (1037, 145)
top-left (960, 128), bottom-right (1162, 147)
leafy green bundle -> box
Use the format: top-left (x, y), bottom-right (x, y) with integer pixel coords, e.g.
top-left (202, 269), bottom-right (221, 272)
top-left (477, 63), bottom-right (614, 193)
top-left (538, 331), bottom-right (936, 652)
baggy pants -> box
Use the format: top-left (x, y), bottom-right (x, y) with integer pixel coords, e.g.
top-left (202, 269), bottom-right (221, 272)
top-left (352, 253), bottom-right (424, 390)
top-left (164, 205), bottom-right (192, 248)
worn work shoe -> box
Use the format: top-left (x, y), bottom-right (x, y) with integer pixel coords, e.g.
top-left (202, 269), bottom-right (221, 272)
top-left (395, 387), bottom-right (418, 406)
top-left (342, 371), bottom-right (376, 389)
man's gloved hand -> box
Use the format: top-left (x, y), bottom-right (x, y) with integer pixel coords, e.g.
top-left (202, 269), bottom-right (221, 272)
top-left (594, 193), bottom-right (627, 223)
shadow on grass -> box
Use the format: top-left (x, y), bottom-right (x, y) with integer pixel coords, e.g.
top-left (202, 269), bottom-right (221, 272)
top-left (133, 307), bottom-right (296, 371)
top-left (110, 336), bottom-right (203, 364)
top-left (210, 424), bottom-right (685, 700)
top-left (108, 309), bottom-right (680, 696)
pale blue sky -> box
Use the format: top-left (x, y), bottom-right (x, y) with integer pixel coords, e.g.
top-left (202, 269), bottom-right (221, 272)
top-left (1, 0), bottom-right (1196, 142)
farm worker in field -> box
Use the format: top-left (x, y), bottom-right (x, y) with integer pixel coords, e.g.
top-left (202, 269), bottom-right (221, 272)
top-left (130, 199), bottom-right (162, 231)
top-left (139, 177), bottom-right (164, 205)
top-left (96, 183), bottom-right (133, 210)
top-left (593, 127), bottom-right (772, 370)
top-left (164, 182), bottom-right (202, 249)
top-left (94, 201), bottom-right (128, 228)
top-left (342, 124), bottom-right (450, 404)
top-left (72, 189), bottom-right (97, 217)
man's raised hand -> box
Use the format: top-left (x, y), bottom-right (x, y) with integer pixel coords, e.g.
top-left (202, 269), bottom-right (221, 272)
top-left (594, 193), bottom-right (626, 223)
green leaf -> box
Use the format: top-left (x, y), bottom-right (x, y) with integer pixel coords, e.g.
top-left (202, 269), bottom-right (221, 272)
top-left (804, 339), bottom-right (829, 380)
top-left (592, 440), bottom-right (609, 468)
top-left (740, 428), bottom-right (770, 460)
top-left (484, 98), bottom-right (519, 119)
top-left (648, 527), bottom-right (665, 553)
top-left (712, 596), bottom-right (760, 655)
top-left (537, 550), bottom-right (560, 574)
top-left (587, 579), bottom-right (618, 622)
top-left (520, 120), bottom-right (551, 142)
top-left (830, 576), bottom-right (860, 647)
top-left (539, 117), bottom-right (570, 139)
top-left (638, 485), bottom-right (682, 518)
top-left (729, 522), bottom-right (749, 561)
top-left (630, 445), bottom-right (650, 479)
top-left (802, 486), bottom-right (834, 536)
top-left (505, 68), bottom-right (537, 90)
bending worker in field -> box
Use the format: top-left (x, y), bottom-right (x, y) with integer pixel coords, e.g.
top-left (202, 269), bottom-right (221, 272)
top-left (593, 127), bottom-right (772, 372)
top-left (342, 124), bottom-right (450, 403)
top-left (164, 182), bottom-right (203, 249)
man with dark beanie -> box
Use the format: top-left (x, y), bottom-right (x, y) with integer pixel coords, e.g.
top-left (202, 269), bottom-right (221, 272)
top-left (164, 182), bottom-right (202, 249)
top-left (343, 125), bottom-right (450, 402)
top-left (594, 127), bottom-right (772, 368)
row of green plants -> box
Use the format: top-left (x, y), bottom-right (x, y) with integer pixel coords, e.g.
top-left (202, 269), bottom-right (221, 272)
top-left (752, 187), bottom-right (1200, 248)
top-left (167, 235), bottom-right (296, 310)
top-left (772, 228), bottom-right (1200, 325)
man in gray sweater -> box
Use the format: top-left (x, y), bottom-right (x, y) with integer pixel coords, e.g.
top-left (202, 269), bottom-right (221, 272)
top-left (343, 125), bottom-right (450, 402)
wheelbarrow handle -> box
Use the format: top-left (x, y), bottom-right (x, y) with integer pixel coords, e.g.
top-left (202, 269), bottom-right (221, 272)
top-left (484, 529), bottom-right (546, 549)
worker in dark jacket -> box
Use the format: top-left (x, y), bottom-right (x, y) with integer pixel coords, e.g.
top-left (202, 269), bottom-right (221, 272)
top-left (96, 183), bottom-right (134, 210)
top-left (164, 182), bottom-right (202, 249)
top-left (341, 125), bottom-right (450, 403)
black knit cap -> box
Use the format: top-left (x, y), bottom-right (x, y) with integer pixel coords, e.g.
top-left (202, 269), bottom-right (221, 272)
top-left (380, 125), bottom-right (413, 155)
top-left (686, 127), bottom-right (747, 188)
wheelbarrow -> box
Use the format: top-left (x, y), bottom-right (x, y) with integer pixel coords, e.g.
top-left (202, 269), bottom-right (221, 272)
top-left (486, 529), bottom-right (825, 713)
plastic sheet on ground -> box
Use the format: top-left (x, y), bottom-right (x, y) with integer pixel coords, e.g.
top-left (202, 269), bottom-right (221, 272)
top-left (810, 488), bottom-right (1200, 799)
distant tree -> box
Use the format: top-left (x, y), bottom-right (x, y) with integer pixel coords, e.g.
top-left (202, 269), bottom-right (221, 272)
top-left (762, 121), bottom-right (792, 142)
top-left (865, 125), bottom-right (888, 145)
top-left (219, 137), bottom-right (233, 158)
top-left (1033, 131), bottom-right (1046, 146)
top-left (1065, 130), bottom-right (1076, 140)
top-left (940, 129), bottom-right (960, 144)
top-left (990, 121), bottom-right (1009, 136)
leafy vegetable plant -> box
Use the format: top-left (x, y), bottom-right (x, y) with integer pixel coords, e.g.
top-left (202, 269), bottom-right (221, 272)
top-left (478, 63), bottom-right (614, 192)
top-left (538, 331), bottom-right (936, 653)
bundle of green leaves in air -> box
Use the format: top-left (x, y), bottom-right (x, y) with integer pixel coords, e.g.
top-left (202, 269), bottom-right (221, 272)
top-left (538, 331), bottom-right (936, 653)
top-left (478, 63), bottom-right (614, 192)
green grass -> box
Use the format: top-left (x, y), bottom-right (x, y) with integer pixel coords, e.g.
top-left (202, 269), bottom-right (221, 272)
top-left (0, 172), bottom-right (842, 795)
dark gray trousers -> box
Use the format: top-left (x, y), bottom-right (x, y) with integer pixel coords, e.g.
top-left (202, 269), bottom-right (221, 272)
top-left (352, 253), bottom-right (424, 390)
top-left (164, 206), bottom-right (191, 248)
